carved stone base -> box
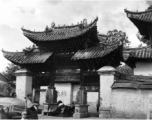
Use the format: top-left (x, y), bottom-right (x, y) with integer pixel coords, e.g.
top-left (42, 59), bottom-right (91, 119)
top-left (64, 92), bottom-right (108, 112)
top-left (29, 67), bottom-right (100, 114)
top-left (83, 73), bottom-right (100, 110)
top-left (73, 104), bottom-right (89, 118)
top-left (42, 103), bottom-right (57, 115)
top-left (147, 110), bottom-right (152, 119)
top-left (99, 109), bottom-right (111, 119)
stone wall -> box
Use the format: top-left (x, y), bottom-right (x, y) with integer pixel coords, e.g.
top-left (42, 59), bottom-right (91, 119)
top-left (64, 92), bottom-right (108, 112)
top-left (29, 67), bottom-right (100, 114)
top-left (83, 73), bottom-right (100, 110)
top-left (16, 75), bottom-right (32, 100)
top-left (40, 84), bottom-right (79, 105)
top-left (111, 89), bottom-right (152, 119)
top-left (55, 83), bottom-right (72, 105)
top-left (72, 85), bottom-right (79, 102)
top-left (134, 61), bottom-right (152, 76)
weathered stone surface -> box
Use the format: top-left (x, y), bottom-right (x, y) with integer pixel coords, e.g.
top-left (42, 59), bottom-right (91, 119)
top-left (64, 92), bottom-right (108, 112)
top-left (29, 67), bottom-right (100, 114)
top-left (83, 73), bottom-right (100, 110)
top-left (45, 88), bottom-right (57, 104)
top-left (99, 109), bottom-right (111, 119)
top-left (15, 68), bottom-right (32, 100)
top-left (73, 104), bottom-right (89, 118)
top-left (76, 87), bottom-right (87, 104)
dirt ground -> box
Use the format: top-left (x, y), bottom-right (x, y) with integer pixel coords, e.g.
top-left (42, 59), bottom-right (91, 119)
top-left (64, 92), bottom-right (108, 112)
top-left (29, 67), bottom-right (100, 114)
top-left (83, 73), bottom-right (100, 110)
top-left (38, 114), bottom-right (100, 119)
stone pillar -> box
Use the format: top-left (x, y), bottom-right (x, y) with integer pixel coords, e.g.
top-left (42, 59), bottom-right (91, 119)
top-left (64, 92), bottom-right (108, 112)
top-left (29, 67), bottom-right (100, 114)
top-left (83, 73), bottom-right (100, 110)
top-left (97, 66), bottom-right (116, 118)
top-left (14, 68), bottom-right (33, 101)
top-left (43, 54), bottom-right (58, 115)
top-left (43, 86), bottom-right (57, 115)
top-left (32, 86), bottom-right (40, 103)
top-left (45, 86), bottom-right (57, 104)
top-left (73, 70), bottom-right (89, 118)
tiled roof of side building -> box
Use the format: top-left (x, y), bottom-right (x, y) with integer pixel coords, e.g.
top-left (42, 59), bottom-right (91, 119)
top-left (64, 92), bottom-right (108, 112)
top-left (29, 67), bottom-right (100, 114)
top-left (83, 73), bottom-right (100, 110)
top-left (124, 9), bottom-right (152, 22)
top-left (123, 46), bottom-right (152, 60)
top-left (112, 75), bottom-right (152, 89)
top-left (2, 49), bottom-right (53, 64)
top-left (22, 17), bottom-right (98, 42)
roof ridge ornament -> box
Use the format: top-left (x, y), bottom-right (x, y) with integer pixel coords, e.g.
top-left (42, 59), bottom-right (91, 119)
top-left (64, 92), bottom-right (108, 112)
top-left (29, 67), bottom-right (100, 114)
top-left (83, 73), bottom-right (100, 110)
top-left (45, 25), bottom-right (49, 31)
top-left (83, 18), bottom-right (87, 27)
top-left (51, 22), bottom-right (55, 28)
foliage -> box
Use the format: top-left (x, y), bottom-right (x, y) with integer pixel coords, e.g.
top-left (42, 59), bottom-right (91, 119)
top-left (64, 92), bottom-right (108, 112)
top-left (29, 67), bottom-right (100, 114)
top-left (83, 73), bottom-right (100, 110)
top-left (106, 29), bottom-right (131, 48)
top-left (136, 31), bottom-right (147, 47)
top-left (1, 63), bottom-right (20, 83)
top-left (1, 45), bottom-right (36, 83)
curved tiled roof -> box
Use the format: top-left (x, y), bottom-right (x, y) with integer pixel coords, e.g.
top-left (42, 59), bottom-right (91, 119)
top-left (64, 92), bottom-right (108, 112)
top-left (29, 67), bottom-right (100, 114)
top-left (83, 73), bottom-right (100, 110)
top-left (2, 50), bottom-right (53, 64)
top-left (72, 29), bottom-right (124, 60)
top-left (72, 42), bottom-right (122, 60)
top-left (22, 17), bottom-right (98, 42)
top-left (124, 46), bottom-right (152, 59)
top-left (124, 9), bottom-right (151, 43)
top-left (124, 9), bottom-right (152, 22)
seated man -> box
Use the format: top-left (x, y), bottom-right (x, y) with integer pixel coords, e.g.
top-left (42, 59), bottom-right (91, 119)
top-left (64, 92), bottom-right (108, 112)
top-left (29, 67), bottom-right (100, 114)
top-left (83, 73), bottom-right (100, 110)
top-left (57, 101), bottom-right (64, 108)
top-left (70, 102), bottom-right (75, 111)
top-left (57, 100), bottom-right (65, 114)
top-left (25, 93), bottom-right (38, 119)
top-left (48, 100), bottom-right (64, 116)
top-left (69, 102), bottom-right (75, 116)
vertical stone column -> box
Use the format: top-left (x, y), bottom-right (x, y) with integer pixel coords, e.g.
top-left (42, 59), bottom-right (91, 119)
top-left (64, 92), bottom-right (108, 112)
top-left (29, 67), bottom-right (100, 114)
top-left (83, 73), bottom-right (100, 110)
top-left (14, 68), bottom-right (33, 101)
top-left (32, 86), bottom-right (40, 103)
top-left (73, 70), bottom-right (89, 118)
top-left (97, 66), bottom-right (116, 118)
top-left (43, 54), bottom-right (57, 115)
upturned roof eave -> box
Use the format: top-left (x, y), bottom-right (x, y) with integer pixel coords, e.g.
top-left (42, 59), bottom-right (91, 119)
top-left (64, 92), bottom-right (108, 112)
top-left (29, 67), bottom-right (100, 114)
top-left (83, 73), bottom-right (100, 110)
top-left (21, 17), bottom-right (98, 43)
top-left (21, 17), bottom-right (98, 33)
top-left (125, 13), bottom-right (150, 40)
top-left (124, 9), bottom-right (152, 14)
top-left (2, 50), bottom-right (53, 65)
top-left (124, 8), bottom-right (152, 23)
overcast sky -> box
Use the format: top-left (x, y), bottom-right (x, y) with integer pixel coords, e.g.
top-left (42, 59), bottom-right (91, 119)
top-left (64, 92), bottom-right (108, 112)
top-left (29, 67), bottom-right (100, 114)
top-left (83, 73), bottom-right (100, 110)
top-left (0, 0), bottom-right (151, 72)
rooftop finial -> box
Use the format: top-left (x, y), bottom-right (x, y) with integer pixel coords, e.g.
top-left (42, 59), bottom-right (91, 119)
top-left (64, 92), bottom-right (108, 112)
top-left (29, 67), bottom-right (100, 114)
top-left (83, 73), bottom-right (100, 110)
top-left (45, 25), bottom-right (49, 31)
top-left (83, 18), bottom-right (87, 27)
top-left (147, 5), bottom-right (152, 10)
top-left (51, 22), bottom-right (55, 28)
top-left (96, 16), bottom-right (98, 21)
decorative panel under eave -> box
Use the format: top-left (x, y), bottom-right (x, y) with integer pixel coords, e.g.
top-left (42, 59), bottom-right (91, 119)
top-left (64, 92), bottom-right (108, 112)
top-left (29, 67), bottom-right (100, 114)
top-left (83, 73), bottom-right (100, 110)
top-left (55, 69), bottom-right (80, 83)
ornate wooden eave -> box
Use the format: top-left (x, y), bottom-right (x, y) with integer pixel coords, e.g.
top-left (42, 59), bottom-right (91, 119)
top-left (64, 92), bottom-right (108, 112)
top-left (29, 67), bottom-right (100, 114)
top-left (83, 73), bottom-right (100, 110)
top-left (21, 17), bottom-right (99, 52)
top-left (124, 9), bottom-right (152, 42)
top-left (124, 9), bottom-right (152, 22)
